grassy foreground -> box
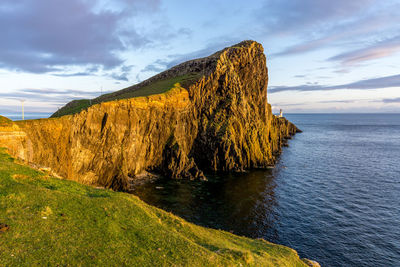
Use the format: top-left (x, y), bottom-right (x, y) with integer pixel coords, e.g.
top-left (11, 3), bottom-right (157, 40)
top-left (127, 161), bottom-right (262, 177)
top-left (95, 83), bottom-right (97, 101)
top-left (0, 148), bottom-right (309, 266)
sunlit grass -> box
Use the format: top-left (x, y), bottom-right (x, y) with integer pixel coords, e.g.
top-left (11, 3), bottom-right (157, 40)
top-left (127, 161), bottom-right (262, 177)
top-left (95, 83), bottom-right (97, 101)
top-left (51, 73), bottom-right (201, 118)
top-left (0, 148), bottom-right (308, 266)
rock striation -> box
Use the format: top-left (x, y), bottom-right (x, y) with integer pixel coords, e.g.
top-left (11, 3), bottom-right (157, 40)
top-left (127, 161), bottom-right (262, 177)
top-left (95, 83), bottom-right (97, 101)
top-left (0, 41), bottom-right (300, 191)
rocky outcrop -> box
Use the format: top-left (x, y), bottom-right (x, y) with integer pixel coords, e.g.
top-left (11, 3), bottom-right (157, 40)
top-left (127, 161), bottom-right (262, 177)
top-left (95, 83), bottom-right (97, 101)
top-left (302, 258), bottom-right (322, 267)
top-left (0, 116), bottom-right (26, 160)
top-left (0, 41), bottom-right (300, 191)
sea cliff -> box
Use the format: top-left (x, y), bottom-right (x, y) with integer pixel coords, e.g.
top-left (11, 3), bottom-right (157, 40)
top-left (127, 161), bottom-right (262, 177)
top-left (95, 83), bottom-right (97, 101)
top-left (0, 41), bottom-right (300, 191)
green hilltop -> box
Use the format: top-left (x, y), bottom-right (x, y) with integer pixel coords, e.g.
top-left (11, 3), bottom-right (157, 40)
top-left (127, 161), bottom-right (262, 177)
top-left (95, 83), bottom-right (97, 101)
top-left (51, 73), bottom-right (201, 118)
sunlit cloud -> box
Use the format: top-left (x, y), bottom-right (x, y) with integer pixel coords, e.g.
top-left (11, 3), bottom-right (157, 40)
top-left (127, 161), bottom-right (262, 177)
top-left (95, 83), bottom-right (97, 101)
top-left (329, 35), bottom-right (400, 65)
top-left (270, 74), bottom-right (400, 93)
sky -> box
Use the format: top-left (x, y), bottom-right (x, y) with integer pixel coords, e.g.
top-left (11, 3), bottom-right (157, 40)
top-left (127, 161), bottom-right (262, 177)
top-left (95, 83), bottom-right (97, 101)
top-left (1, 0), bottom-right (400, 116)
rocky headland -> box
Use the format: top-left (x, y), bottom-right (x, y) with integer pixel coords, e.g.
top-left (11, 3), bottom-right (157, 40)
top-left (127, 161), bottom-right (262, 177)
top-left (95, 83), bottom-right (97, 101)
top-left (0, 40), bottom-right (300, 192)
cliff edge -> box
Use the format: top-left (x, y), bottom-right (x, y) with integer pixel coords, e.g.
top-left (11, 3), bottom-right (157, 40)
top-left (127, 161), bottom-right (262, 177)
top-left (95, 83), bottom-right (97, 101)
top-left (0, 41), bottom-right (300, 191)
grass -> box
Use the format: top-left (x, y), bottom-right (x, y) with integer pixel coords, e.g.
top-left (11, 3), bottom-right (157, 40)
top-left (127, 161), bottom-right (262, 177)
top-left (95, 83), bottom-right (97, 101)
top-left (0, 116), bottom-right (12, 126)
top-left (0, 148), bottom-right (308, 266)
top-left (51, 99), bottom-right (91, 118)
top-left (51, 73), bottom-right (201, 118)
top-left (101, 73), bottom-right (201, 101)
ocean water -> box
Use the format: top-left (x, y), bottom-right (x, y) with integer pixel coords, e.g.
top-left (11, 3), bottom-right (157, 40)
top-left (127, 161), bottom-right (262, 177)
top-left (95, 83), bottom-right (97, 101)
top-left (1, 113), bottom-right (52, 121)
top-left (133, 114), bottom-right (400, 267)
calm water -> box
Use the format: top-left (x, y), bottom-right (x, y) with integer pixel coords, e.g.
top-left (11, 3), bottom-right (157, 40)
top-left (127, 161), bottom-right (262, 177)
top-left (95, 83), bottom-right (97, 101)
top-left (133, 114), bottom-right (400, 267)
top-left (1, 113), bottom-right (52, 121)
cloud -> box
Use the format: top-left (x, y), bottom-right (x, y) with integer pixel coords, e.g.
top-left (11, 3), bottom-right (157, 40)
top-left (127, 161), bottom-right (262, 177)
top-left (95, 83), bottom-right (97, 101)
top-left (270, 85), bottom-right (325, 93)
top-left (382, 97), bottom-right (400, 103)
top-left (269, 74), bottom-right (400, 93)
top-left (318, 99), bottom-right (357, 104)
top-left (0, 0), bottom-right (125, 73)
top-left (260, 0), bottom-right (400, 59)
top-left (0, 0), bottom-right (174, 74)
top-left (52, 65), bottom-right (101, 77)
top-left (328, 35), bottom-right (400, 65)
top-left (109, 73), bottom-right (129, 82)
top-left (0, 88), bottom-right (112, 103)
top-left (273, 35), bottom-right (338, 56)
top-left (107, 65), bottom-right (134, 81)
top-left (18, 89), bottom-right (87, 95)
top-left (52, 72), bottom-right (93, 78)
top-left (140, 59), bottom-right (168, 73)
top-left (150, 39), bottom-right (241, 72)
top-left (52, 64), bottom-right (134, 81)
top-left (272, 99), bottom-right (358, 108)
top-left (136, 39), bottom-right (239, 78)
top-left (141, 64), bottom-right (165, 73)
top-left (258, 0), bottom-right (375, 36)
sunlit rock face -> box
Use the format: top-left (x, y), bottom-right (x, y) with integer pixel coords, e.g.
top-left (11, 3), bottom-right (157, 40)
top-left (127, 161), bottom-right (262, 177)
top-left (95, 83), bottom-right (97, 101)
top-left (0, 116), bottom-right (26, 160)
top-left (0, 41), bottom-right (299, 191)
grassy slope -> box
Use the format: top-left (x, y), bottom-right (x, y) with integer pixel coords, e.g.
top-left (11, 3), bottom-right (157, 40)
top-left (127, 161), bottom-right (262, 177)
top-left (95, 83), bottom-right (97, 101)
top-left (99, 73), bottom-right (200, 101)
top-left (51, 73), bottom-right (200, 118)
top-left (0, 116), bottom-right (12, 126)
top-left (51, 99), bottom-right (92, 118)
top-left (0, 148), bottom-right (308, 266)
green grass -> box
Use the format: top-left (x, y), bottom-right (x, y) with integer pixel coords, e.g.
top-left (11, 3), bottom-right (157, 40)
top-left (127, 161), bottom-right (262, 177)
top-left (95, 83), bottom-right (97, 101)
top-left (0, 148), bottom-right (308, 266)
top-left (51, 73), bottom-right (201, 118)
top-left (101, 73), bottom-right (201, 101)
top-left (0, 116), bottom-right (13, 126)
top-left (51, 99), bottom-right (91, 118)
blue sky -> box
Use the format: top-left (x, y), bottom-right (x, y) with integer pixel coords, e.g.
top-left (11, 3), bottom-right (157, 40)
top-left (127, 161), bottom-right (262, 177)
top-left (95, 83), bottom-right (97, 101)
top-left (1, 0), bottom-right (400, 115)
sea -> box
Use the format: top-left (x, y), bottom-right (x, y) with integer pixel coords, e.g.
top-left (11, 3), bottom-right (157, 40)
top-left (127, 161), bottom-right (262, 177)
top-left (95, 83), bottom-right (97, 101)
top-left (3, 112), bottom-right (399, 266)
top-left (131, 114), bottom-right (400, 267)
top-left (1, 113), bottom-right (52, 121)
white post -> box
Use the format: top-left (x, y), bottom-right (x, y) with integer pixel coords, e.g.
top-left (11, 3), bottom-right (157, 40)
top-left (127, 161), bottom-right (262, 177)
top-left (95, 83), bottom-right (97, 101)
top-left (21, 100), bottom-right (26, 120)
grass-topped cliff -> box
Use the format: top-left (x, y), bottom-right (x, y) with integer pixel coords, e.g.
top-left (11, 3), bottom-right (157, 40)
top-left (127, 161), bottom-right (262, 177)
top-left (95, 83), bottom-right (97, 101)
top-left (51, 73), bottom-right (201, 118)
top-left (50, 41), bottom-right (230, 118)
top-left (0, 40), bottom-right (300, 191)
top-left (0, 148), bottom-right (313, 266)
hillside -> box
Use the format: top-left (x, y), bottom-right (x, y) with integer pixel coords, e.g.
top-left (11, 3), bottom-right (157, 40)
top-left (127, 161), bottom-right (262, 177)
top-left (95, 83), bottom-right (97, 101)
top-left (50, 43), bottom-right (226, 118)
top-left (51, 73), bottom-right (201, 118)
top-left (0, 148), bottom-right (315, 266)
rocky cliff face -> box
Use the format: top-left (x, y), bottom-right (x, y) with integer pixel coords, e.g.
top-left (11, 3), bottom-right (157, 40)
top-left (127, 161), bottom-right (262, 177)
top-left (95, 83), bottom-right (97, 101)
top-left (0, 116), bottom-right (26, 160)
top-left (0, 41), bottom-right (300, 191)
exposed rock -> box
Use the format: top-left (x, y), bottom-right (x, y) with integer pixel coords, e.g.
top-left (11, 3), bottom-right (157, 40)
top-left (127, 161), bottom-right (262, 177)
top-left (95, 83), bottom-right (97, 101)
top-left (0, 116), bottom-right (26, 160)
top-left (302, 258), bottom-right (321, 267)
top-left (0, 40), bottom-right (300, 191)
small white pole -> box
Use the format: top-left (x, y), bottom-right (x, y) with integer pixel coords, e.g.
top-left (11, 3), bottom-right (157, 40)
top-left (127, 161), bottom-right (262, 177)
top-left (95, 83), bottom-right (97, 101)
top-left (21, 100), bottom-right (26, 120)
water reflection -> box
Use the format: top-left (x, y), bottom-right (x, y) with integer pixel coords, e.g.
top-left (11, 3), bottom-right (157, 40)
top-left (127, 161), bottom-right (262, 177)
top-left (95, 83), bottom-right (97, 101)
top-left (132, 169), bottom-right (280, 240)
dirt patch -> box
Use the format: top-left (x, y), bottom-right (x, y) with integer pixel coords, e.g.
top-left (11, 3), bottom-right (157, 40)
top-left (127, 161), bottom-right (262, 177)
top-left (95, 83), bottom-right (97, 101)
top-left (0, 223), bottom-right (10, 232)
top-left (12, 174), bottom-right (30, 180)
